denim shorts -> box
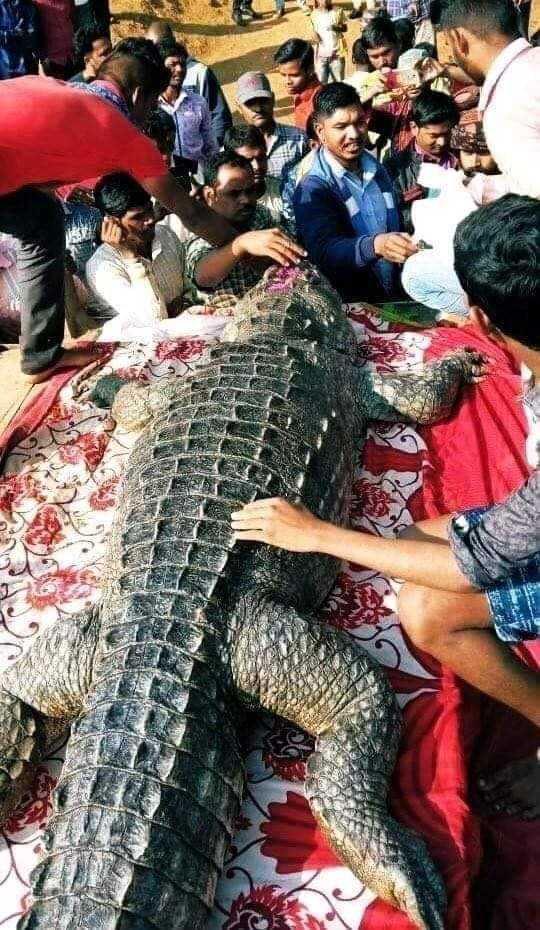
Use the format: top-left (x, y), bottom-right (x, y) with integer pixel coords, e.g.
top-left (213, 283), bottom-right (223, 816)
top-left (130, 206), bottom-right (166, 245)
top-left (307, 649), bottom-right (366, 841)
top-left (462, 507), bottom-right (540, 644)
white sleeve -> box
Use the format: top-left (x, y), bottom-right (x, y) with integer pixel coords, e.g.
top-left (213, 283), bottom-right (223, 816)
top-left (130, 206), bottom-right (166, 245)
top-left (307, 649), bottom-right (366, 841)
top-left (86, 252), bottom-right (167, 336)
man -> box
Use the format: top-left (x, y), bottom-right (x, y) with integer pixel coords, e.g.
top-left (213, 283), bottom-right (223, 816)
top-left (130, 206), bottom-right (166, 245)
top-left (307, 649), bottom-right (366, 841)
top-left (0, 0), bottom-right (39, 78)
top-left (274, 38), bottom-right (322, 131)
top-left (185, 152), bottom-right (304, 315)
top-left (69, 25), bottom-right (113, 85)
top-left (431, 0), bottom-right (540, 200)
top-left (157, 40), bottom-right (217, 187)
top-left (232, 194), bottom-right (540, 821)
top-left (146, 21), bottom-right (233, 147)
top-left (223, 124), bottom-right (283, 225)
top-left (86, 172), bottom-right (186, 340)
top-left (383, 1), bottom-right (435, 43)
top-left (359, 12), bottom-right (400, 69)
top-left (451, 108), bottom-right (499, 177)
top-left (293, 82), bottom-right (417, 300)
top-left (236, 71), bottom-right (310, 183)
top-left (384, 88), bottom-right (459, 231)
top-left (0, 47), bottom-right (296, 381)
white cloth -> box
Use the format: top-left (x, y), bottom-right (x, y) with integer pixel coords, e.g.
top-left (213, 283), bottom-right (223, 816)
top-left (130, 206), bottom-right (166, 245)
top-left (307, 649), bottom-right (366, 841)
top-left (85, 225), bottom-right (185, 342)
top-left (468, 38), bottom-right (540, 203)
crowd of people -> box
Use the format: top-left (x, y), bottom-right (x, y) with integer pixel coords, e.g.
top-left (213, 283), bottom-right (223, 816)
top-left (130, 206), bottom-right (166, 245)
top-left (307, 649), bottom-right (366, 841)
top-left (0, 0), bottom-right (538, 817)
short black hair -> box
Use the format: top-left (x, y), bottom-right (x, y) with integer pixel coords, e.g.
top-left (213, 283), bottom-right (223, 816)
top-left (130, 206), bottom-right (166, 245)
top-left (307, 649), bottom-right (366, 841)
top-left (313, 82), bottom-right (362, 122)
top-left (94, 172), bottom-right (152, 218)
top-left (156, 39), bottom-right (188, 63)
top-left (351, 38), bottom-right (370, 67)
top-left (394, 17), bottom-right (415, 53)
top-left (73, 25), bottom-right (109, 69)
top-left (454, 195), bottom-right (540, 349)
top-left (415, 41), bottom-right (437, 58)
top-left (360, 14), bottom-right (399, 51)
top-left (145, 108), bottom-right (175, 144)
top-left (274, 38), bottom-right (315, 73)
top-left (100, 38), bottom-right (170, 95)
top-left (223, 124), bottom-right (266, 151)
top-left (412, 88), bottom-right (459, 127)
top-left (203, 151), bottom-right (254, 187)
top-left (430, 0), bottom-right (520, 38)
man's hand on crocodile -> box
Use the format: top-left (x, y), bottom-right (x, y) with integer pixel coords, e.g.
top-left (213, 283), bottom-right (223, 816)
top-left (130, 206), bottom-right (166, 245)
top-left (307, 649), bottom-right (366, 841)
top-left (232, 498), bottom-right (324, 551)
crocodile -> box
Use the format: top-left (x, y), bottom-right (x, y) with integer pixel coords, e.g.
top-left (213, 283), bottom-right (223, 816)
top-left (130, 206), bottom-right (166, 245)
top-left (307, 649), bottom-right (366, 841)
top-left (0, 264), bottom-right (484, 930)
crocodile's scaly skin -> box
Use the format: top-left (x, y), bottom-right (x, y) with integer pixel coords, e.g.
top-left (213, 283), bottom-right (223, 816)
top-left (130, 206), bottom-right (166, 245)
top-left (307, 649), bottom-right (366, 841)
top-left (0, 265), bottom-right (483, 930)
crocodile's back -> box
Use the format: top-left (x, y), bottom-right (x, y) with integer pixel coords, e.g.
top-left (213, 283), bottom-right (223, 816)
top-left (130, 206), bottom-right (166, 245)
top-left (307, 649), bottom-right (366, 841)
top-left (22, 337), bottom-right (358, 930)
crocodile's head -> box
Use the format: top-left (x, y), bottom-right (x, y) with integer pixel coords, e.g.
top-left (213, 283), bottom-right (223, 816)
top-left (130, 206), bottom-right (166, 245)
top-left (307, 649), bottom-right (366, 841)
top-left (222, 262), bottom-right (357, 360)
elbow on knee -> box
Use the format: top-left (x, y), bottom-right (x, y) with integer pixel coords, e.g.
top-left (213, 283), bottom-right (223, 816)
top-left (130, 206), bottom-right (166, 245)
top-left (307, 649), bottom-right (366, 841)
top-left (397, 583), bottom-right (440, 651)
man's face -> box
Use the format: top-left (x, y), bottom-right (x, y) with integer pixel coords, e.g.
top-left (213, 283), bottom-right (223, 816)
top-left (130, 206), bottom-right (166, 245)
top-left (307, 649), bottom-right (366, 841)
top-left (366, 43), bottom-right (399, 70)
top-left (316, 105), bottom-right (368, 168)
top-left (234, 144), bottom-right (267, 193)
top-left (238, 96), bottom-right (275, 132)
top-left (120, 203), bottom-right (156, 250)
top-left (164, 54), bottom-right (187, 90)
top-left (446, 28), bottom-right (484, 84)
top-left (459, 149), bottom-right (498, 176)
top-left (278, 59), bottom-right (311, 94)
top-left (204, 165), bottom-right (258, 227)
top-left (414, 121), bottom-right (454, 157)
top-left (87, 37), bottom-right (112, 74)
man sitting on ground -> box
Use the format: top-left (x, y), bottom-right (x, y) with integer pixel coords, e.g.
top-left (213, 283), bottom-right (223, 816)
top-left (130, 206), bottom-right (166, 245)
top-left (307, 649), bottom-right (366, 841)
top-left (236, 71), bottom-right (310, 184)
top-left (86, 172), bottom-right (187, 339)
top-left (184, 151), bottom-right (304, 315)
top-left (274, 38), bottom-right (322, 131)
top-left (384, 88), bottom-right (459, 232)
top-left (157, 40), bottom-right (217, 189)
top-left (223, 124), bottom-right (283, 226)
top-left (233, 193), bottom-right (540, 821)
top-left (69, 25), bottom-right (112, 84)
top-left (293, 82), bottom-right (417, 300)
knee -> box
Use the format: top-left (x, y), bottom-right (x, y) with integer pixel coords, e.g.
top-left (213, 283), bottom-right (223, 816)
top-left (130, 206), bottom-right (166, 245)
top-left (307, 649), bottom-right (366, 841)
top-left (397, 583), bottom-right (443, 651)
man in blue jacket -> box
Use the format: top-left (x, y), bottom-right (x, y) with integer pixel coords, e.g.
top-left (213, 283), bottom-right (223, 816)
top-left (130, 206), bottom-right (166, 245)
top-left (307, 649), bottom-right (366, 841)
top-left (293, 82), bottom-right (418, 301)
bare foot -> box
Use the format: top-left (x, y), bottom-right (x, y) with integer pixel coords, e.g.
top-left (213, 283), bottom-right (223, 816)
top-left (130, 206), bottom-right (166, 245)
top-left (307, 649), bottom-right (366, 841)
top-left (23, 347), bottom-right (102, 384)
top-left (478, 749), bottom-right (540, 819)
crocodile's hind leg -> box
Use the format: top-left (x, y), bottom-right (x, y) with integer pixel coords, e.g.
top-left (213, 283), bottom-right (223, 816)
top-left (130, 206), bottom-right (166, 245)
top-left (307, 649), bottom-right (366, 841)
top-left (0, 609), bottom-right (100, 823)
top-left (229, 594), bottom-right (446, 930)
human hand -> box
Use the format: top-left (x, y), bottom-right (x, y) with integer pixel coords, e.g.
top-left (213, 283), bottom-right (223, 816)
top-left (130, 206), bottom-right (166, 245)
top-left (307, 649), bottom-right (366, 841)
top-left (417, 57), bottom-right (446, 84)
top-left (374, 233), bottom-right (418, 263)
top-left (231, 497), bottom-right (324, 552)
top-left (232, 228), bottom-right (306, 266)
top-left (100, 217), bottom-right (138, 259)
top-left (361, 74), bottom-right (389, 103)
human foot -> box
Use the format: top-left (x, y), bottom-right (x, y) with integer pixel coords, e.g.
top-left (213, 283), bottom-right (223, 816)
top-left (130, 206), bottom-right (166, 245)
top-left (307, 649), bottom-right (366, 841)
top-left (23, 347), bottom-right (102, 384)
top-left (478, 750), bottom-right (540, 819)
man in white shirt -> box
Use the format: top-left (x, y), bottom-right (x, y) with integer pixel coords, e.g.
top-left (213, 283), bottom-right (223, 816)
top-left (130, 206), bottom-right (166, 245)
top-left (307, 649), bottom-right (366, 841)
top-left (431, 0), bottom-right (540, 201)
top-left (86, 172), bottom-right (187, 343)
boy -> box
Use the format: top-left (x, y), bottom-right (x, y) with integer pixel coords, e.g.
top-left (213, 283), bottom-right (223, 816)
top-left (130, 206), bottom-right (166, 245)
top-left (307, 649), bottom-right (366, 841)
top-left (274, 38), bottom-right (322, 131)
top-left (232, 194), bottom-right (540, 819)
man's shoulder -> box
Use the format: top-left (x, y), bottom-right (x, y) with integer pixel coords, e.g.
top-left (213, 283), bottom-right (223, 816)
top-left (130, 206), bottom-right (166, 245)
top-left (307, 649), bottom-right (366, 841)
top-left (86, 242), bottom-right (123, 276)
top-left (252, 205), bottom-right (276, 229)
top-left (276, 121), bottom-right (308, 143)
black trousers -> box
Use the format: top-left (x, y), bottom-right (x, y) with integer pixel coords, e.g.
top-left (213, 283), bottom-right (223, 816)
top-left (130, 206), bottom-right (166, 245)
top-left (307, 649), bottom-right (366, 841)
top-left (0, 188), bottom-right (66, 374)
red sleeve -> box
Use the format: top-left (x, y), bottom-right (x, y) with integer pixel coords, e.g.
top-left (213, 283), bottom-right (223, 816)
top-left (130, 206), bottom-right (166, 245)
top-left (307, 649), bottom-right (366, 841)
top-left (0, 77), bottom-right (168, 196)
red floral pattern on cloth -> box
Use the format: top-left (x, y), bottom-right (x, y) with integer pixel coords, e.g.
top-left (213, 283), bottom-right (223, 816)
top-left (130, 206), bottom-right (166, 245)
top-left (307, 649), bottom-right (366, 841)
top-left (0, 321), bottom-right (537, 930)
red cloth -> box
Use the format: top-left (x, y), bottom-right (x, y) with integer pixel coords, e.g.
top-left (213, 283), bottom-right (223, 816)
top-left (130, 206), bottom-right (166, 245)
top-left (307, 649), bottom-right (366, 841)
top-left (33, 0), bottom-right (73, 65)
top-left (0, 76), bottom-right (168, 196)
top-left (292, 75), bottom-right (322, 131)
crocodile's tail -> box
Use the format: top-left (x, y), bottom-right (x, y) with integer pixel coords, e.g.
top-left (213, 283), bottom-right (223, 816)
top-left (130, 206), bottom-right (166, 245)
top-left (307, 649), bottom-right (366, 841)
top-left (20, 596), bottom-right (244, 930)
top-left (230, 593), bottom-right (446, 930)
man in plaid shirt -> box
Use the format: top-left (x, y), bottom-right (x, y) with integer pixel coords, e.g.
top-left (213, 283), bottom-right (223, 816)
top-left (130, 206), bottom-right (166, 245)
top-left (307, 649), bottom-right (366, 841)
top-left (384, 1), bottom-right (434, 43)
top-left (235, 71), bottom-right (310, 184)
top-left (184, 151), bottom-right (304, 315)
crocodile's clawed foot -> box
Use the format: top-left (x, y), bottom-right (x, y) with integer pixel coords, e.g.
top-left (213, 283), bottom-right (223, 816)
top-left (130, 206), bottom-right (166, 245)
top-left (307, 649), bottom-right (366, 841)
top-left (389, 826), bottom-right (447, 930)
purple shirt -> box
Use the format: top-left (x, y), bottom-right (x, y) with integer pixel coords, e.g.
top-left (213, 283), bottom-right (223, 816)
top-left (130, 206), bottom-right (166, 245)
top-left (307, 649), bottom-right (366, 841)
top-left (159, 88), bottom-right (217, 163)
top-left (384, 0), bottom-right (430, 23)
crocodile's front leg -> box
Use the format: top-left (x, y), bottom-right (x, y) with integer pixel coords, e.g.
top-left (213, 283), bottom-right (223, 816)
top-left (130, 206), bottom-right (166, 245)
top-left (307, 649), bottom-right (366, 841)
top-left (0, 609), bottom-right (100, 823)
top-left (229, 593), bottom-right (446, 930)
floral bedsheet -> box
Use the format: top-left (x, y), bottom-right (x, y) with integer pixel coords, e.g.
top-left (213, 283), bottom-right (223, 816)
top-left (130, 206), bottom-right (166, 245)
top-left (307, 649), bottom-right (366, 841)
top-left (0, 308), bottom-right (526, 930)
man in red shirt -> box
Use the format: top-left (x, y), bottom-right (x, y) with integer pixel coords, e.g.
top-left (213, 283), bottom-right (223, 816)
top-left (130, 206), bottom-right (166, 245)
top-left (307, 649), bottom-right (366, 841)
top-left (274, 39), bottom-right (322, 132)
top-left (0, 42), bottom-right (302, 381)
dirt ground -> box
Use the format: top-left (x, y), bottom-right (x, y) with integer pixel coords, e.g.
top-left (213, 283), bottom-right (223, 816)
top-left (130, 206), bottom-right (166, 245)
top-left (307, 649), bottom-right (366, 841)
top-left (0, 0), bottom-right (364, 429)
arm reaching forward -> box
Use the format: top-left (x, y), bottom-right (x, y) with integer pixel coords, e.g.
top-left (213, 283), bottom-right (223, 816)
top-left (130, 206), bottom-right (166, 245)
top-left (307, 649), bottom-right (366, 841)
top-left (143, 173), bottom-right (235, 247)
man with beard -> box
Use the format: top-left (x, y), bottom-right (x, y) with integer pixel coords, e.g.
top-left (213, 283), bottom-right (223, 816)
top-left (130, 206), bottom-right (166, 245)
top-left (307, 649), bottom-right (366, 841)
top-left (223, 124), bottom-right (283, 225)
top-left (157, 40), bottom-right (217, 189)
top-left (184, 151), bottom-right (304, 315)
top-left (293, 82), bottom-right (417, 300)
top-left (430, 0), bottom-right (540, 200)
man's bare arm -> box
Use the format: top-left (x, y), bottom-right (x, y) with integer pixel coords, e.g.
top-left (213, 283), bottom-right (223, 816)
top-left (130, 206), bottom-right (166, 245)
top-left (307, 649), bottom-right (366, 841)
top-left (142, 173), bottom-right (235, 246)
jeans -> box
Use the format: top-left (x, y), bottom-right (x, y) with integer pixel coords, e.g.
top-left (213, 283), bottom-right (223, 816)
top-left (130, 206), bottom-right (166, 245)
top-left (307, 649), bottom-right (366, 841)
top-left (316, 55), bottom-right (345, 84)
top-left (0, 188), bottom-right (66, 374)
top-left (275, 0), bottom-right (285, 12)
top-left (401, 249), bottom-right (469, 319)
